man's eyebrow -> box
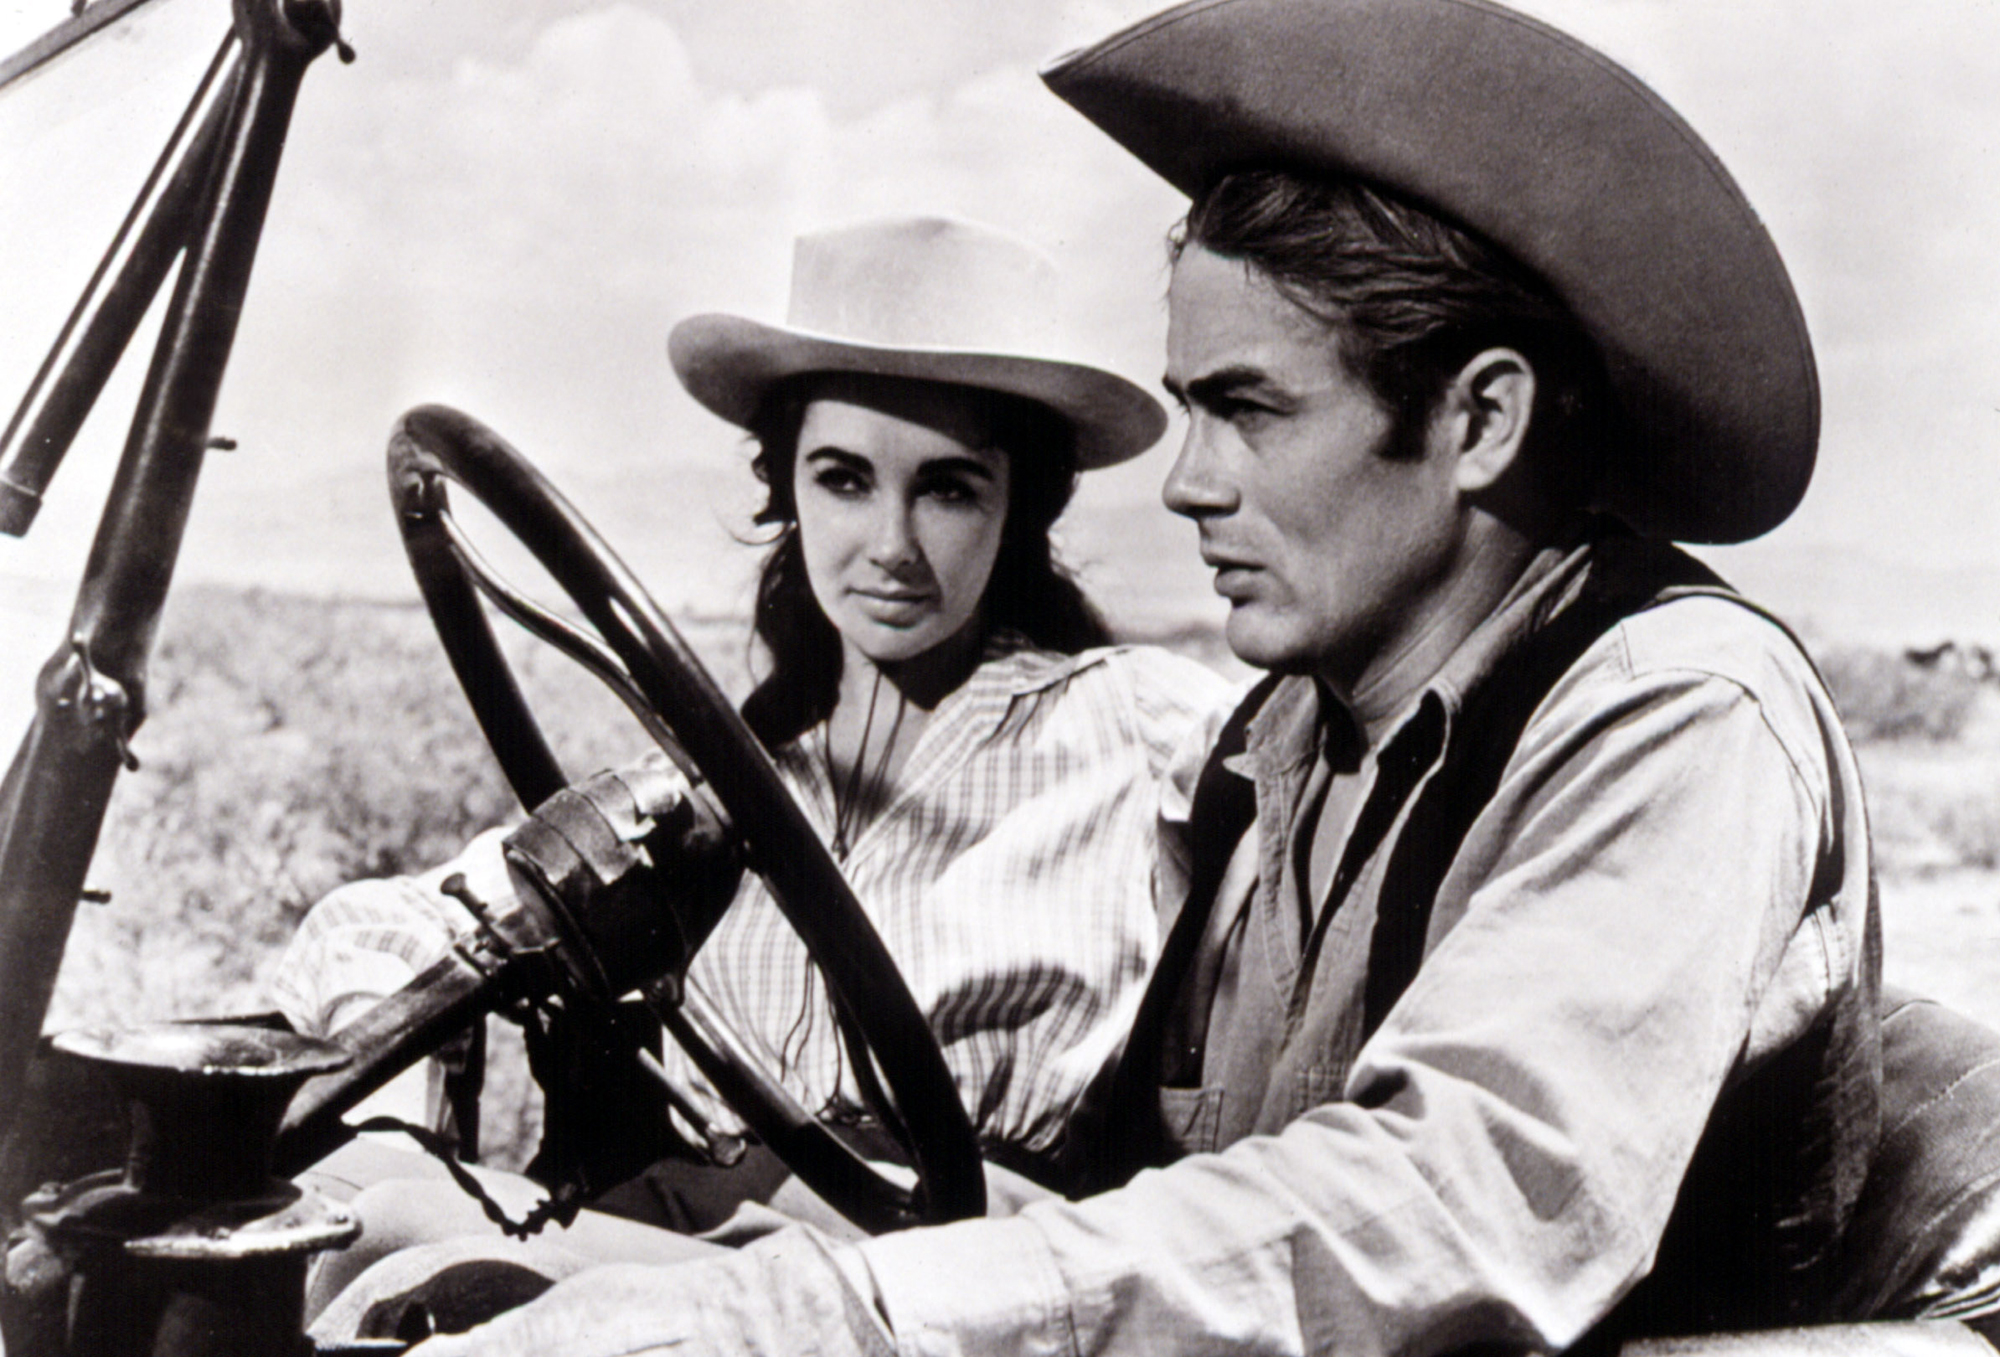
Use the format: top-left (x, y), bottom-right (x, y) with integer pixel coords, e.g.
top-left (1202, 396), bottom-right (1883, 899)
top-left (1168, 366), bottom-right (1280, 406)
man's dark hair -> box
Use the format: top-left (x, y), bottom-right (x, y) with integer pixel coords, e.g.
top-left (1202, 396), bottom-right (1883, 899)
top-left (1177, 168), bottom-right (1615, 501)
top-left (737, 373), bottom-right (1110, 749)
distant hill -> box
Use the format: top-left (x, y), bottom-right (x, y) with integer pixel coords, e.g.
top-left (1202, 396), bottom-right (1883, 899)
top-left (1697, 539), bottom-right (1999, 649)
top-left (1063, 495), bottom-right (2000, 651)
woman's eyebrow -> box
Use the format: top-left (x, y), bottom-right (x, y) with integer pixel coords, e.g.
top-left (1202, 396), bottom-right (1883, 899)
top-left (917, 455), bottom-right (999, 481)
top-left (802, 446), bottom-right (870, 469)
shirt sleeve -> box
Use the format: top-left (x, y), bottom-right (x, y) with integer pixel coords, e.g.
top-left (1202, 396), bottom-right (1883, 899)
top-left (1114, 646), bottom-right (1242, 784)
top-left (405, 1226), bottom-right (899, 1357)
top-left (267, 826), bottom-right (515, 1036)
top-left (837, 654), bottom-right (1849, 1357)
top-left (1148, 662), bottom-right (1242, 943)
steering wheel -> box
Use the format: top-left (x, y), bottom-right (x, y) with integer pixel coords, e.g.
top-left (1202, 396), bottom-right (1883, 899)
top-left (276, 404), bottom-right (984, 1232)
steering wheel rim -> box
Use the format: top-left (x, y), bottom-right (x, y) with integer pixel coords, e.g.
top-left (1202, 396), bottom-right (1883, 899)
top-left (376, 402), bottom-right (984, 1230)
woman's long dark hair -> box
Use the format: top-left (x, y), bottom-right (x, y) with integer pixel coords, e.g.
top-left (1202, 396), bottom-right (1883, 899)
top-left (738, 373), bottom-right (1110, 749)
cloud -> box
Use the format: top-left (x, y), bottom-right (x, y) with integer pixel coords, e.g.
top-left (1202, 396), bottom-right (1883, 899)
top-left (278, 4), bottom-right (1181, 343)
top-left (251, 0), bottom-right (1999, 624)
top-left (4, 0), bottom-right (1996, 639)
top-left (156, 3), bottom-right (1190, 612)
top-left (260, 7), bottom-right (1182, 432)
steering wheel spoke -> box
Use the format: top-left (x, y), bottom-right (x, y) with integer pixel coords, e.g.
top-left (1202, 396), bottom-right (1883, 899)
top-left (431, 507), bottom-right (694, 771)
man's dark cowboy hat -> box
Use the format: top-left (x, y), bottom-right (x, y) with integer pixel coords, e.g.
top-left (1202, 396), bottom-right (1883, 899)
top-left (1042, 0), bottom-right (1819, 544)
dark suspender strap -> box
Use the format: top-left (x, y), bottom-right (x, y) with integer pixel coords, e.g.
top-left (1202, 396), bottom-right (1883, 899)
top-left (1088, 553), bottom-right (1750, 1192)
top-left (1359, 587), bottom-right (1657, 1039)
top-left (1080, 673), bottom-right (1278, 1191)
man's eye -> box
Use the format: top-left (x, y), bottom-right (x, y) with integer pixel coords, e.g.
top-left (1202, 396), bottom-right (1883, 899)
top-left (1214, 397), bottom-right (1274, 427)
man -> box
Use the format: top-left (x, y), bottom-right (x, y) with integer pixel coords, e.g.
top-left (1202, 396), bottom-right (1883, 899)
top-left (404, 1), bottom-right (1878, 1351)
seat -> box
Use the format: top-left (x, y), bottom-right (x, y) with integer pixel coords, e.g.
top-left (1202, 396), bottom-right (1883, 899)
top-left (1836, 989), bottom-right (2000, 1336)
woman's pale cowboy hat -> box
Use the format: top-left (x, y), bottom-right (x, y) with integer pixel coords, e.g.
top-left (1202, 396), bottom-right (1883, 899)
top-left (1042, 0), bottom-right (1819, 543)
top-left (669, 217), bottom-right (1167, 471)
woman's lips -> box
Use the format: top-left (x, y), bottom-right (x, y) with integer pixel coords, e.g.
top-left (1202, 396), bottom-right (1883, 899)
top-left (852, 589), bottom-right (935, 624)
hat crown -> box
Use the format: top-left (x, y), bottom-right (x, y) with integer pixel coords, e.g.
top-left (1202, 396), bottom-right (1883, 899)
top-left (786, 217), bottom-right (1062, 355)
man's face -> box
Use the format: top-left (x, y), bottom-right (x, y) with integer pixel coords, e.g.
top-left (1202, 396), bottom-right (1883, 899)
top-left (1163, 246), bottom-right (1463, 688)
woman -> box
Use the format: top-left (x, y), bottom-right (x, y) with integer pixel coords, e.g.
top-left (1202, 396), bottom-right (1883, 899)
top-left (273, 216), bottom-right (1232, 1251)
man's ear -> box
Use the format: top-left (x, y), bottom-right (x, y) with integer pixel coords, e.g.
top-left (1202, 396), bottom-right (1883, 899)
top-left (1439, 348), bottom-right (1535, 494)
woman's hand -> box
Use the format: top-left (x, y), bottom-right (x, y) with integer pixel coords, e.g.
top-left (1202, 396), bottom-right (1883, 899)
top-left (498, 752), bottom-right (743, 988)
top-left (605, 749), bottom-right (706, 824)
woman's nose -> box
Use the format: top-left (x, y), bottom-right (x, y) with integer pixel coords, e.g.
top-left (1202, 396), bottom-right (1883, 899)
top-left (866, 500), bottom-right (921, 570)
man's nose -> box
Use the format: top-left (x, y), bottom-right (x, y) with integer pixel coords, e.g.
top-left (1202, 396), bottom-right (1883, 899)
top-left (1162, 422), bottom-right (1237, 519)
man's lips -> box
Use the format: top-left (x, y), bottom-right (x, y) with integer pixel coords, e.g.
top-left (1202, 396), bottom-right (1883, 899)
top-left (1201, 549), bottom-right (1259, 599)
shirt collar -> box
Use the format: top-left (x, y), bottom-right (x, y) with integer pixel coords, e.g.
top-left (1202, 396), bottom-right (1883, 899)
top-left (1230, 516), bottom-right (1642, 782)
top-left (777, 630), bottom-right (1106, 763)
top-left (973, 629), bottom-right (1115, 700)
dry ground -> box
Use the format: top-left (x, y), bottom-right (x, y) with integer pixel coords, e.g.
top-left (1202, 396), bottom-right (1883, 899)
top-left (1865, 687), bottom-right (2000, 1029)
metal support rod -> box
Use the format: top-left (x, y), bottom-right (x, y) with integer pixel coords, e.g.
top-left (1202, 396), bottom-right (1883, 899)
top-left (0, 0), bottom-right (341, 1155)
top-left (0, 34), bottom-right (239, 537)
top-left (0, 0), bottom-right (172, 93)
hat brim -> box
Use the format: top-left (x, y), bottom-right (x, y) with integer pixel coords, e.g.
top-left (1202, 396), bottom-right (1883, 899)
top-left (669, 316), bottom-right (1167, 471)
top-left (1042, 0), bottom-right (1818, 543)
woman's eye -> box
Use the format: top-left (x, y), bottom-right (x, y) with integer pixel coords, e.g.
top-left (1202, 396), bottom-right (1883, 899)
top-left (813, 467), bottom-right (868, 496)
top-left (920, 478), bottom-right (982, 506)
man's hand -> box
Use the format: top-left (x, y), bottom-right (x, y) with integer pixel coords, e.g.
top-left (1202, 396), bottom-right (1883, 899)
top-left (402, 1231), bottom-right (895, 1357)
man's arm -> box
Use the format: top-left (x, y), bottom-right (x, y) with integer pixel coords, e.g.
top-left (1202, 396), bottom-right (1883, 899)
top-left (852, 672), bottom-right (1838, 1357)
top-left (411, 632), bottom-right (1864, 1357)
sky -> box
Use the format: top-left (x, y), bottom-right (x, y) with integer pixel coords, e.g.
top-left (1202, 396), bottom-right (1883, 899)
top-left (2, 0), bottom-right (1998, 738)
